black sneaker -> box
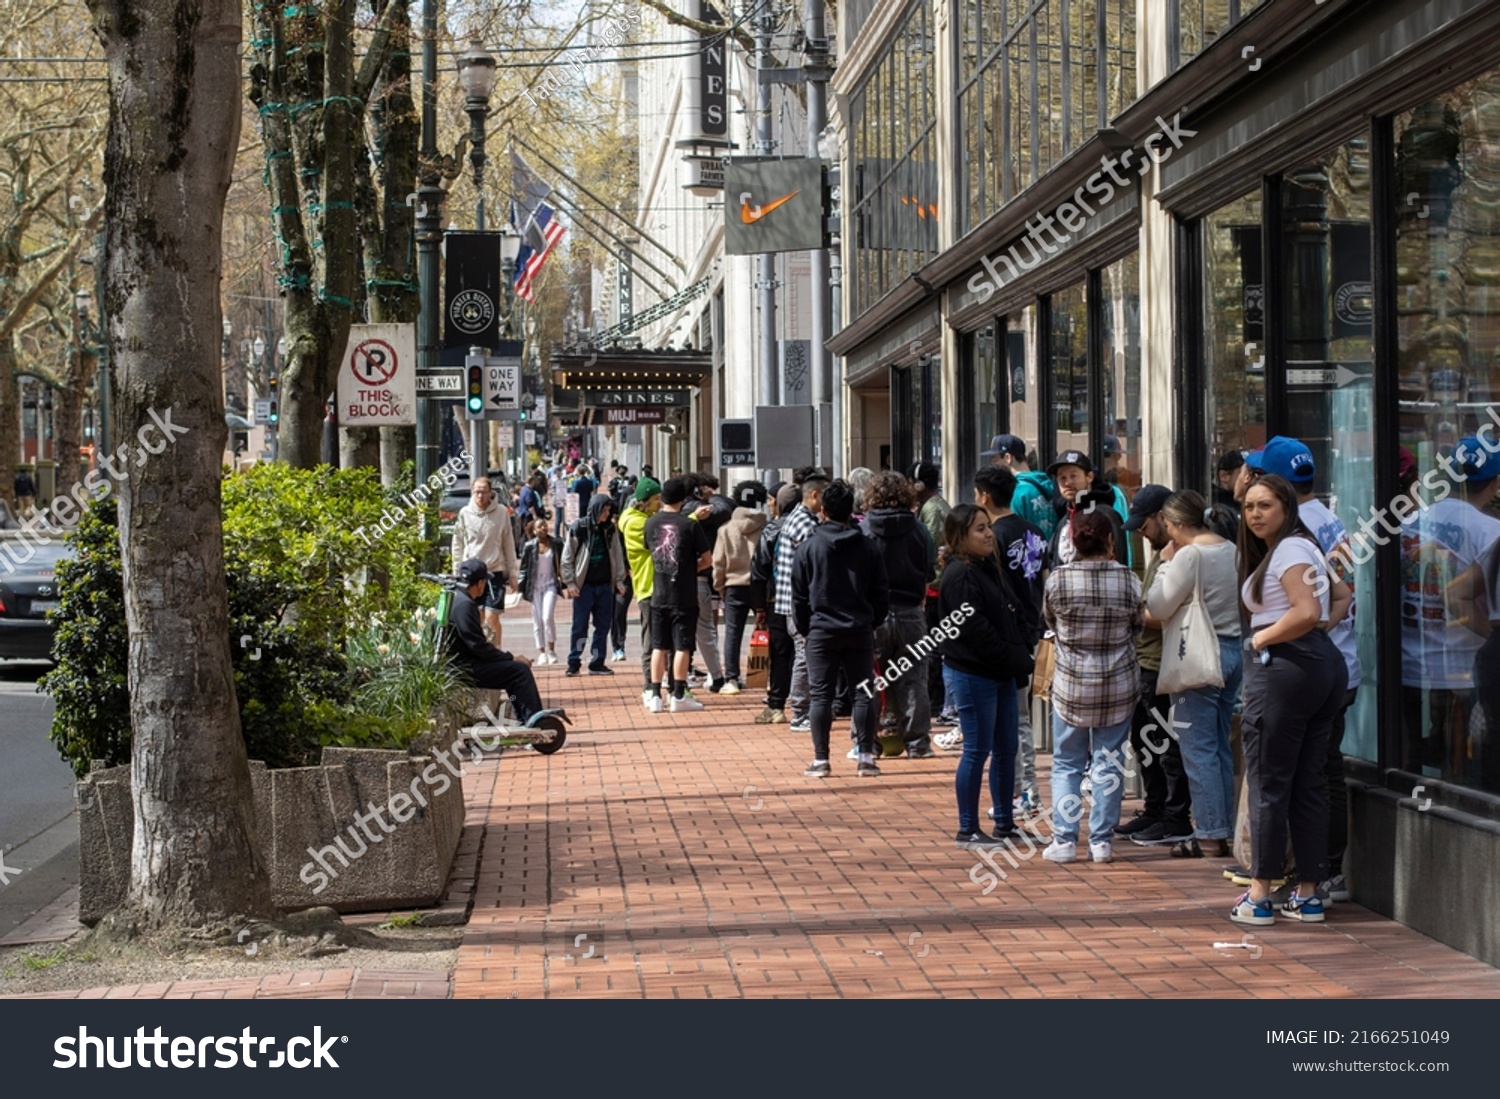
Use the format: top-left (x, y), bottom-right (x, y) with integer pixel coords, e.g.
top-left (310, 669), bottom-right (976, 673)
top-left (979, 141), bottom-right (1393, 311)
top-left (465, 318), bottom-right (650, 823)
top-left (1114, 811), bottom-right (1159, 837)
top-left (804, 761), bottom-right (831, 778)
top-left (588, 665), bottom-right (614, 676)
top-left (565, 666), bottom-right (581, 677)
top-left (706, 678), bottom-right (728, 693)
top-left (1130, 820), bottom-right (1195, 846)
top-left (907, 745), bottom-right (937, 759)
top-left (991, 823), bottom-right (1046, 843)
top-left (955, 831), bottom-right (1007, 849)
top-left (856, 760), bottom-right (880, 778)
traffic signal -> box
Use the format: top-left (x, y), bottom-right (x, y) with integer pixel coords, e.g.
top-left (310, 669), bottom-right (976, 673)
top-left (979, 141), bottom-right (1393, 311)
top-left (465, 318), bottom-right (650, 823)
top-left (466, 363), bottom-right (485, 418)
top-left (268, 400), bottom-right (279, 425)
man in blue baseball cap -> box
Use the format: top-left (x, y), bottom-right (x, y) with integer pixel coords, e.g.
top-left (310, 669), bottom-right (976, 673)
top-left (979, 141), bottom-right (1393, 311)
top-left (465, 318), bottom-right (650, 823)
top-left (1245, 435), bottom-right (1316, 484)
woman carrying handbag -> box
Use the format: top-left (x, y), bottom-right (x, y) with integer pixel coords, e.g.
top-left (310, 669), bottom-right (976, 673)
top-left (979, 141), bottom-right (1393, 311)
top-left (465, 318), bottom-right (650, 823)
top-left (1145, 490), bottom-right (1242, 858)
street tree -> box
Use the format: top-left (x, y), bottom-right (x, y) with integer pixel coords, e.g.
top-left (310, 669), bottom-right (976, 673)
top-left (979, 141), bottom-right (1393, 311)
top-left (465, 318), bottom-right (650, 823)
top-left (85, 0), bottom-right (276, 926)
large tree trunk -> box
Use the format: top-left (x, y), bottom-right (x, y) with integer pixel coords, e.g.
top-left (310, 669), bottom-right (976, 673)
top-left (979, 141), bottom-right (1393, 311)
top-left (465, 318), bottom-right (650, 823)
top-left (87, 0), bottom-right (275, 925)
top-left (0, 339), bottom-right (18, 512)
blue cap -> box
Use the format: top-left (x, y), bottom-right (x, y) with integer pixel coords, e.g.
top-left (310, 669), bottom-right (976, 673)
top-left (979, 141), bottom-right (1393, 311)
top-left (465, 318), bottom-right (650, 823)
top-left (1246, 435), bottom-right (1315, 484)
top-left (1452, 436), bottom-right (1500, 482)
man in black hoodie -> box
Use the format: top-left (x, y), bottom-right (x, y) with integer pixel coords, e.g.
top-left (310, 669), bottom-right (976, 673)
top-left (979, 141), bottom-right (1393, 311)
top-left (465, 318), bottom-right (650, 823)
top-left (560, 493), bottom-right (628, 675)
top-left (861, 471), bottom-right (935, 758)
top-left (793, 479), bottom-right (890, 778)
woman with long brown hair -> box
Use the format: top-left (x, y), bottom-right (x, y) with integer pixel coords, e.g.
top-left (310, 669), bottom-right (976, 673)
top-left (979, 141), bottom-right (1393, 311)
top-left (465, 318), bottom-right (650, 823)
top-left (1232, 474), bottom-right (1348, 925)
top-left (938, 504), bottom-right (1034, 845)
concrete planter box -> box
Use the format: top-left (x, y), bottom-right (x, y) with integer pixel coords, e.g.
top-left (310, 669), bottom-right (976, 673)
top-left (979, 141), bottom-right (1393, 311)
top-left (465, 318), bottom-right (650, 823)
top-left (78, 722), bottom-right (469, 923)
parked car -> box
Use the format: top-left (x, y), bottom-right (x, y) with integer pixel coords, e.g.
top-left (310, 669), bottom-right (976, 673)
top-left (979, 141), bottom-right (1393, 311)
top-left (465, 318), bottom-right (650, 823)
top-left (0, 534), bottom-right (71, 661)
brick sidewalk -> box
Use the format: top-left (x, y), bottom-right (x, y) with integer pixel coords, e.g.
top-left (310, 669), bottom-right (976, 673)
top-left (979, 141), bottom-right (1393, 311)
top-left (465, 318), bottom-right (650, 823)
top-left (10, 602), bottom-right (1499, 999)
top-left (453, 606), bottom-right (1500, 999)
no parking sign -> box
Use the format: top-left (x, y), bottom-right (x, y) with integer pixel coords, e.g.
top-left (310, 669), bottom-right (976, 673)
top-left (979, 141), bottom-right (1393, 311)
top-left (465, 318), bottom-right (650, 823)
top-left (338, 324), bottom-right (417, 426)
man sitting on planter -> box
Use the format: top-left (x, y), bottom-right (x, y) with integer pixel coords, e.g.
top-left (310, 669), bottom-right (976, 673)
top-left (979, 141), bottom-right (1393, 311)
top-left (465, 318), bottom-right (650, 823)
top-left (453, 557), bottom-right (544, 723)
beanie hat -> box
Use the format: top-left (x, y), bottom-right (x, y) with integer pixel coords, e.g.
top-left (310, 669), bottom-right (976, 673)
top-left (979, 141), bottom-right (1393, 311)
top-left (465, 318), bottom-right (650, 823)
top-left (634, 476), bottom-right (662, 502)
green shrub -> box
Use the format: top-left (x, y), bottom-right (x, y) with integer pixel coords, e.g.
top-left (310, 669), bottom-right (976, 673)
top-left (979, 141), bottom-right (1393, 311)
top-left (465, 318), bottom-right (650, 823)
top-left (43, 465), bottom-right (459, 776)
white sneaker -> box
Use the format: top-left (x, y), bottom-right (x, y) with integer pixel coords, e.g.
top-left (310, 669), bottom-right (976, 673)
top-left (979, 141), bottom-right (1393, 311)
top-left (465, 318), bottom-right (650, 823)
top-left (612, 649), bottom-right (627, 662)
top-left (642, 690), bottom-right (656, 709)
top-left (670, 695), bottom-right (705, 713)
top-left (933, 730), bottom-right (964, 751)
top-left (846, 746), bottom-right (859, 760)
top-left (719, 680), bottom-right (741, 695)
top-left (1042, 839), bottom-right (1078, 863)
top-left (647, 695), bottom-right (664, 714)
top-left (1090, 841), bottom-right (1113, 863)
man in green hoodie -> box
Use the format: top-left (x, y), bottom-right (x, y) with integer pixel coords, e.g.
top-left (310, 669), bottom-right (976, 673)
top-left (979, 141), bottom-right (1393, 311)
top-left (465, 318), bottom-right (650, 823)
top-left (619, 477), bottom-right (661, 707)
top-left (981, 434), bottom-right (1058, 542)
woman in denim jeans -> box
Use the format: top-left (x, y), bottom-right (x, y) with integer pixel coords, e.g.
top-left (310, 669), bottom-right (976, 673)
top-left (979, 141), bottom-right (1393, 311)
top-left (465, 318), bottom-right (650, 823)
top-left (938, 505), bottom-right (1036, 847)
top-left (1145, 491), bottom-right (1242, 858)
top-left (1041, 509), bottom-right (1143, 864)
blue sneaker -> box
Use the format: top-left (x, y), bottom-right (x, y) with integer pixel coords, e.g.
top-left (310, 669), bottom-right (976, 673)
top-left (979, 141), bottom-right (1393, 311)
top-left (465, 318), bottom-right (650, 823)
top-left (1280, 891), bottom-right (1326, 923)
top-left (1230, 892), bottom-right (1275, 927)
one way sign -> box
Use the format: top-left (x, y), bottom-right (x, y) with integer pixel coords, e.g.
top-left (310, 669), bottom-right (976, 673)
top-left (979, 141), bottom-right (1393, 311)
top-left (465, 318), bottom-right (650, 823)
top-left (485, 357), bottom-right (520, 411)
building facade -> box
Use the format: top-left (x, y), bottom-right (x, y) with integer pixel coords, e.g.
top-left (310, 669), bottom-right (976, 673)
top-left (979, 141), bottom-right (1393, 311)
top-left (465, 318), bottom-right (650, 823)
top-left (829, 0), bottom-right (1500, 965)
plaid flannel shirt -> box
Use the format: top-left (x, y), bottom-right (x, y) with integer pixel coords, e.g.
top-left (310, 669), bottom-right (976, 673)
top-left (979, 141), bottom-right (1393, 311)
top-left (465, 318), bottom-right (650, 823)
top-left (1043, 560), bottom-right (1143, 729)
top-left (773, 504), bottom-right (820, 618)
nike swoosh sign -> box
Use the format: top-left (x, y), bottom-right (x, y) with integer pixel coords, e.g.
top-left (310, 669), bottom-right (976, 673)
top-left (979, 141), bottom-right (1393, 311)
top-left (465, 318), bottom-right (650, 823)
top-left (740, 190), bottom-right (799, 224)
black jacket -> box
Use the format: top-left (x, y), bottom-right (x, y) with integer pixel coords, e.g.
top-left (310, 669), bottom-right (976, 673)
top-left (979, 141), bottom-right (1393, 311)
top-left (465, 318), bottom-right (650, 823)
top-left (861, 507), bottom-right (930, 609)
top-left (1044, 489), bottom-right (1128, 570)
top-left (695, 493), bottom-right (737, 576)
top-left (791, 520), bottom-right (890, 636)
top-left (451, 586), bottom-right (517, 666)
top-left (517, 539), bottom-right (563, 602)
top-left (938, 554), bottom-right (1033, 683)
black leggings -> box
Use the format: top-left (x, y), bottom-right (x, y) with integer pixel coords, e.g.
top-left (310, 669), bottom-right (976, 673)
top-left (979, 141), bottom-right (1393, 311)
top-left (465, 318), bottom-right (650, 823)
top-left (1241, 629), bottom-right (1347, 883)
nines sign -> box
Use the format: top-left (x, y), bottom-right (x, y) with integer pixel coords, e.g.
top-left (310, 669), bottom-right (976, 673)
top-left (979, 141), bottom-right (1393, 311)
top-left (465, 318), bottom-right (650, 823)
top-left (584, 389), bottom-right (687, 406)
top-left (698, 0), bottom-right (726, 139)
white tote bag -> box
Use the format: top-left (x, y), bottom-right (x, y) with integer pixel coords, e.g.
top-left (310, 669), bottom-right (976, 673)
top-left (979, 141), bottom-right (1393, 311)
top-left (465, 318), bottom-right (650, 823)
top-left (1157, 548), bottom-right (1225, 695)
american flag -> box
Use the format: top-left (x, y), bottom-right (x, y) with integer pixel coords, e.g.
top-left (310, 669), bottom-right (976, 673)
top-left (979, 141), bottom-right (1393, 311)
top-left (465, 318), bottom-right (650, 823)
top-left (511, 149), bottom-right (566, 303)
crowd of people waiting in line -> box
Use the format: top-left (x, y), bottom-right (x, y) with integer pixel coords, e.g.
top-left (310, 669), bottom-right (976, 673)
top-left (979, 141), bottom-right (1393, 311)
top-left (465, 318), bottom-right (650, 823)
top-left (438, 424), bottom-right (1500, 929)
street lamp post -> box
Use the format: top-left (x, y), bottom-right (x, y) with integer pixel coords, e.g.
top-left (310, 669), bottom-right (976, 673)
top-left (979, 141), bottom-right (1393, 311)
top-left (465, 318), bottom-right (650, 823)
top-left (457, 39), bottom-right (497, 233)
top-left (415, 0), bottom-right (445, 486)
top-left (457, 39), bottom-right (498, 475)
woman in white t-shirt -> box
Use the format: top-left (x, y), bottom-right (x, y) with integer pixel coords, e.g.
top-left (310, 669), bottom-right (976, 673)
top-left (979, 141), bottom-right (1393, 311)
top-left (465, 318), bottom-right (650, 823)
top-left (1231, 474), bottom-right (1349, 927)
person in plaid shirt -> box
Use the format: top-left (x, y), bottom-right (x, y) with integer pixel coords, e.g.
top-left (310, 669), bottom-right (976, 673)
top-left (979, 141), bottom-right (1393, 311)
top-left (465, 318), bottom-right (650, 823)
top-left (1041, 508), bottom-right (1143, 865)
top-left (773, 469), bottom-right (828, 729)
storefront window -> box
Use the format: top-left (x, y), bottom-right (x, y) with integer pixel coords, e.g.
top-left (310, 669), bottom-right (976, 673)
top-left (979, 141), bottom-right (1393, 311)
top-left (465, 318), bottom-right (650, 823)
top-left (1171, 1), bottom-right (1265, 72)
top-left (1048, 282), bottom-right (1088, 457)
top-left (1005, 308), bottom-right (1035, 455)
top-left (1099, 252), bottom-right (1141, 504)
top-left (1394, 67), bottom-right (1500, 793)
top-left (1202, 191), bottom-right (1267, 481)
top-left (850, 0), bottom-right (938, 317)
top-left (1278, 139), bottom-right (1377, 764)
top-left (957, 0), bottom-right (1136, 234)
